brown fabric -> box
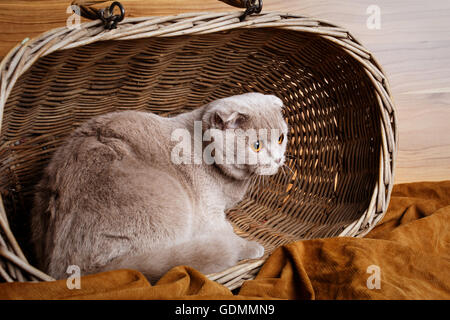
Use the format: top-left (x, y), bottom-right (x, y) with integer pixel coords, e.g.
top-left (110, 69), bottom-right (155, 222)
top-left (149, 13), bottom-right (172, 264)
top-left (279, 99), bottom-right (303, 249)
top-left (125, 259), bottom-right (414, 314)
top-left (0, 181), bottom-right (449, 300)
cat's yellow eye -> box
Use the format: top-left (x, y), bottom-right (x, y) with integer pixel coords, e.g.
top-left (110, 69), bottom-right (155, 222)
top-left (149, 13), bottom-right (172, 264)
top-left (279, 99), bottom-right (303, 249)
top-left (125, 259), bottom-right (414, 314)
top-left (278, 133), bottom-right (284, 144)
top-left (251, 141), bottom-right (262, 152)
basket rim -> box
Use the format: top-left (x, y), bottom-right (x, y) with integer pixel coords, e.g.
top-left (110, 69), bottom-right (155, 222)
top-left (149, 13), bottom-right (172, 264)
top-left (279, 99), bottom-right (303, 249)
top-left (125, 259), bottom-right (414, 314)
top-left (0, 11), bottom-right (398, 290)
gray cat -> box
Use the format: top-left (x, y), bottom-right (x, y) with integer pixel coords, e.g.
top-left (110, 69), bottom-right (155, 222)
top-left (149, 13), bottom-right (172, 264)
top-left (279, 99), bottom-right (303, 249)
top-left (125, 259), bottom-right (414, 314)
top-left (31, 92), bottom-right (288, 282)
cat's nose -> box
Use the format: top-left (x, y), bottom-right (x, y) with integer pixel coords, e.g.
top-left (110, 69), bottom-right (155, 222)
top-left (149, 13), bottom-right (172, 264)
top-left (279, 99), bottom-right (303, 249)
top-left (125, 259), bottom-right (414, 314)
top-left (275, 158), bottom-right (282, 164)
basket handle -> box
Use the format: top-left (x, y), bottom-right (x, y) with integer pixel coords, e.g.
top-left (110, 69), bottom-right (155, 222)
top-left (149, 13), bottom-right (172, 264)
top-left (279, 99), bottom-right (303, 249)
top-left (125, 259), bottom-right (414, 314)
top-left (71, 0), bottom-right (263, 28)
top-left (220, 0), bottom-right (263, 20)
top-left (71, 1), bottom-right (125, 30)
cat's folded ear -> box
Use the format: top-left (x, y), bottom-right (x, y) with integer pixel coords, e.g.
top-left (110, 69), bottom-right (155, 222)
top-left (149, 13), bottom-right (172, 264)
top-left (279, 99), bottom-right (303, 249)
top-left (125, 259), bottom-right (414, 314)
top-left (269, 95), bottom-right (284, 109)
top-left (206, 109), bottom-right (249, 130)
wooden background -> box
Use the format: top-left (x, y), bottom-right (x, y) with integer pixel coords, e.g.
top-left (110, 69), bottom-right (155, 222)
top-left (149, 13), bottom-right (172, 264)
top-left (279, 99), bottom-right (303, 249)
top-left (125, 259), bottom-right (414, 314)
top-left (0, 0), bottom-right (449, 183)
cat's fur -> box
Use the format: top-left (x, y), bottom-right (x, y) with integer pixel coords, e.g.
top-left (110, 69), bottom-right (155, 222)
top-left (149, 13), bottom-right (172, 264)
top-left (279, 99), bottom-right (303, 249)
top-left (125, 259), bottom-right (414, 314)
top-left (31, 92), bottom-right (288, 282)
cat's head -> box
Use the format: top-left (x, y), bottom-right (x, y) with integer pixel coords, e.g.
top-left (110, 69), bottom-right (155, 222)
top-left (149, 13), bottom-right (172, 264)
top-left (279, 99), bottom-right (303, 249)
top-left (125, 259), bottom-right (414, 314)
top-left (202, 92), bottom-right (288, 180)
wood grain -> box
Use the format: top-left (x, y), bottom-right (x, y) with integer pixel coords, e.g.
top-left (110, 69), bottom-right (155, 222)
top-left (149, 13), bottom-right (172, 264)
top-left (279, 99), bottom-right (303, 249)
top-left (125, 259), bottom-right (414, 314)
top-left (0, 0), bottom-right (449, 183)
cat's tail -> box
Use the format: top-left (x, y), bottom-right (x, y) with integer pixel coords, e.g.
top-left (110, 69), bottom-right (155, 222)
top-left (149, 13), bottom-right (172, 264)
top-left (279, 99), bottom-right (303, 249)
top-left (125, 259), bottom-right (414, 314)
top-left (89, 238), bottom-right (238, 284)
top-left (30, 172), bottom-right (55, 271)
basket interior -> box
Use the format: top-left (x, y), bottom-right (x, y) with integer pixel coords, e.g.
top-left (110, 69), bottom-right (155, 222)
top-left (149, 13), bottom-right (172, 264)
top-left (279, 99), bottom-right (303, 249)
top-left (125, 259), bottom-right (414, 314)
top-left (0, 27), bottom-right (380, 262)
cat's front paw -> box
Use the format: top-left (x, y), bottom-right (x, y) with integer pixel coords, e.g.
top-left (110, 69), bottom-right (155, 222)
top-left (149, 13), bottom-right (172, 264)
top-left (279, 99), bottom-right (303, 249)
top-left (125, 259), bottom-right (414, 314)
top-left (240, 240), bottom-right (265, 260)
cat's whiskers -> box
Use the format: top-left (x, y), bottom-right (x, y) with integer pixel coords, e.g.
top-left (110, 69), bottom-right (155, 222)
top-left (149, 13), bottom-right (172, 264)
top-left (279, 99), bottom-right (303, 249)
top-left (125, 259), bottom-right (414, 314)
top-left (283, 163), bottom-right (295, 176)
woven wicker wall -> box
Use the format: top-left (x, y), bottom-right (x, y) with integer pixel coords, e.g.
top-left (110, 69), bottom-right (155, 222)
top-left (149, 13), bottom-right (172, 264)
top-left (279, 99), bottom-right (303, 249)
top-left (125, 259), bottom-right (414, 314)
top-left (1, 28), bottom-right (380, 264)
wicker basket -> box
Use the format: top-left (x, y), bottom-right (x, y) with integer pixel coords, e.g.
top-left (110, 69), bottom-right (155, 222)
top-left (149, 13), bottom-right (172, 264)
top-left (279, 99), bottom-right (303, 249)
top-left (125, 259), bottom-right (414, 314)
top-left (0, 0), bottom-right (397, 290)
